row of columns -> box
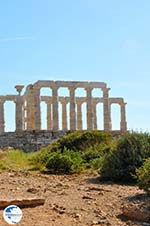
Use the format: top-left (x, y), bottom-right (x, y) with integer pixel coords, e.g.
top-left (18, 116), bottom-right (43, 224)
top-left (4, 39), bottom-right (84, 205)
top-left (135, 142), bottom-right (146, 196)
top-left (34, 86), bottom-right (112, 131)
top-left (42, 99), bottom-right (127, 131)
top-left (0, 86), bottom-right (127, 133)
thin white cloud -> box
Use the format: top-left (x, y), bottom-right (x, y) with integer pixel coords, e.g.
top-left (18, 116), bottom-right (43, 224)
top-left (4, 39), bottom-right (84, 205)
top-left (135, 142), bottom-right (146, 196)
top-left (0, 36), bottom-right (36, 42)
top-left (122, 39), bottom-right (141, 50)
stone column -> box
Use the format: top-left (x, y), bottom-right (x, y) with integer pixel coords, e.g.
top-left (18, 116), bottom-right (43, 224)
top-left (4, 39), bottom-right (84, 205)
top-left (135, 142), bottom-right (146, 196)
top-left (26, 85), bottom-right (36, 130)
top-left (15, 96), bottom-right (23, 132)
top-left (22, 99), bottom-right (28, 130)
top-left (102, 88), bottom-right (112, 131)
top-left (85, 87), bottom-right (93, 130)
top-left (47, 101), bottom-right (52, 130)
top-left (69, 87), bottom-right (76, 130)
top-left (52, 86), bottom-right (59, 130)
top-left (120, 102), bottom-right (127, 132)
top-left (61, 100), bottom-right (67, 130)
top-left (34, 88), bottom-right (41, 130)
top-left (0, 100), bottom-right (5, 133)
top-left (77, 101), bottom-right (82, 130)
top-left (93, 102), bottom-right (97, 130)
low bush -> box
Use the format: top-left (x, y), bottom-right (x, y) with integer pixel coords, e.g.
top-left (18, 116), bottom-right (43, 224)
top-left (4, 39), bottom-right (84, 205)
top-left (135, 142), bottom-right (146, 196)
top-left (136, 158), bottom-right (150, 193)
top-left (99, 132), bottom-right (150, 182)
top-left (29, 148), bottom-right (49, 171)
top-left (44, 131), bottom-right (112, 153)
top-left (30, 131), bottom-right (112, 172)
top-left (81, 143), bottom-right (114, 170)
top-left (90, 157), bottom-right (106, 170)
top-left (45, 150), bottom-right (84, 174)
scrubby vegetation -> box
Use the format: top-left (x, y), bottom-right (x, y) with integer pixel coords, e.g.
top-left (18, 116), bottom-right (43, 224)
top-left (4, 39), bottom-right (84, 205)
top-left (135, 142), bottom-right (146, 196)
top-left (43, 131), bottom-right (112, 153)
top-left (30, 131), bottom-right (150, 192)
top-left (30, 131), bottom-right (113, 173)
top-left (0, 131), bottom-right (150, 193)
top-left (99, 132), bottom-right (150, 182)
top-left (45, 150), bottom-right (84, 174)
top-left (136, 158), bottom-right (150, 193)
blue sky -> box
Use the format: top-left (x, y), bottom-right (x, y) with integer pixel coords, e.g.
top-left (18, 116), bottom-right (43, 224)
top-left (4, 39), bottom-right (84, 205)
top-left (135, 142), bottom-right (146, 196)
top-left (0, 0), bottom-right (150, 131)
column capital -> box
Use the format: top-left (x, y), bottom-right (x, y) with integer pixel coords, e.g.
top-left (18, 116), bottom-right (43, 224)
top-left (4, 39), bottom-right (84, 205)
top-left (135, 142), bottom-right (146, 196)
top-left (101, 87), bottom-right (111, 93)
top-left (43, 99), bottom-right (52, 105)
top-left (92, 100), bottom-right (98, 106)
top-left (15, 85), bottom-right (24, 96)
top-left (84, 87), bottom-right (93, 92)
top-left (68, 87), bottom-right (76, 92)
top-left (51, 84), bottom-right (59, 91)
top-left (119, 102), bottom-right (127, 107)
top-left (76, 100), bottom-right (83, 106)
top-left (60, 98), bottom-right (67, 105)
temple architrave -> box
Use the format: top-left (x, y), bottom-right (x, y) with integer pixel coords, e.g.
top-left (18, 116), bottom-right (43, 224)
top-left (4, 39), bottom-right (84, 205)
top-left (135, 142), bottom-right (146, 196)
top-left (0, 80), bottom-right (127, 133)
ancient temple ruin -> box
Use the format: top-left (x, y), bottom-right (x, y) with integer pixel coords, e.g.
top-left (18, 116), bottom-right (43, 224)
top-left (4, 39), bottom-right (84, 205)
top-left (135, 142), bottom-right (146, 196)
top-left (0, 80), bottom-right (127, 133)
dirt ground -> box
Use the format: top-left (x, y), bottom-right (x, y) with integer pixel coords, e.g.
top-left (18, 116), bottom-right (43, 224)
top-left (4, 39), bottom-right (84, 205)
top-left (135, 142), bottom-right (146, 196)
top-left (0, 171), bottom-right (148, 226)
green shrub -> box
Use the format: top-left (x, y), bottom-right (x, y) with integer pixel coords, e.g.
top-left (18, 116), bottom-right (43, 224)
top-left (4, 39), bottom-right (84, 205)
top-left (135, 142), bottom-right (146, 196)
top-left (99, 132), bottom-right (150, 182)
top-left (82, 143), bottom-right (113, 162)
top-left (44, 131), bottom-right (112, 153)
top-left (30, 131), bottom-right (112, 170)
top-left (136, 158), bottom-right (150, 193)
top-left (81, 143), bottom-right (114, 170)
top-left (30, 151), bottom-right (54, 172)
top-left (29, 148), bottom-right (49, 171)
top-left (82, 146), bottom-right (102, 163)
top-left (45, 150), bottom-right (84, 174)
top-left (90, 157), bottom-right (106, 170)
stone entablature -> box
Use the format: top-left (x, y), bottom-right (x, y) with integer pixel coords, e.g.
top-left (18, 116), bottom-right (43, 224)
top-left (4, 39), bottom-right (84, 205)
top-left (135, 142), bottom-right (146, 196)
top-left (0, 80), bottom-right (127, 133)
